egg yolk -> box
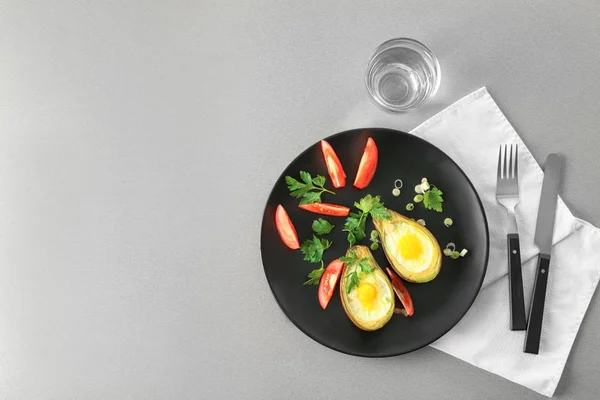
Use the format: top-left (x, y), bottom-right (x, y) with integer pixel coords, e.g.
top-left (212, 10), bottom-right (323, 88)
top-left (357, 282), bottom-right (378, 309)
top-left (398, 234), bottom-right (422, 260)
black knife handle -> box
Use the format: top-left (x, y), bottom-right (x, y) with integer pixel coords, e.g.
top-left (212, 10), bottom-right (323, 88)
top-left (524, 255), bottom-right (551, 354)
top-left (508, 234), bottom-right (526, 331)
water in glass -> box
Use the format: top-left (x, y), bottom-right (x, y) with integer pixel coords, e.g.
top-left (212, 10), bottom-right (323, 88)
top-left (366, 38), bottom-right (440, 112)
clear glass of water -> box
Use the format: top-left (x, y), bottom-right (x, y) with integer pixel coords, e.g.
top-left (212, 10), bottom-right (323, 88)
top-left (365, 38), bottom-right (441, 112)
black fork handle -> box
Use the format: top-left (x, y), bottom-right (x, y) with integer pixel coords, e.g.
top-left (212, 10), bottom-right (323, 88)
top-left (508, 233), bottom-right (526, 330)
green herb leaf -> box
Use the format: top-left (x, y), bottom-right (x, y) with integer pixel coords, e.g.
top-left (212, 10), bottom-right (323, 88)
top-left (339, 250), bottom-right (357, 265)
top-left (312, 218), bottom-right (335, 235)
top-left (346, 272), bottom-right (361, 293)
top-left (285, 172), bottom-right (335, 205)
top-left (341, 250), bottom-right (374, 292)
top-left (369, 197), bottom-right (391, 220)
top-left (285, 175), bottom-right (303, 191)
top-left (346, 231), bottom-right (356, 246)
top-left (343, 212), bottom-right (362, 231)
top-left (303, 261), bottom-right (325, 285)
top-left (355, 194), bottom-right (376, 214)
top-left (300, 235), bottom-right (332, 263)
top-left (343, 212), bottom-right (367, 246)
top-left (424, 186), bottom-right (444, 212)
top-left (300, 191), bottom-right (322, 205)
top-left (285, 176), bottom-right (310, 198)
top-left (355, 194), bottom-right (391, 220)
top-left (370, 204), bottom-right (391, 220)
top-left (342, 195), bottom-right (391, 247)
top-left (312, 175), bottom-right (326, 188)
top-left (300, 171), bottom-right (312, 185)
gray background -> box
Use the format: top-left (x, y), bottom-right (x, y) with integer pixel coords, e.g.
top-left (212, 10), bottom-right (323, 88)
top-left (1, 0), bottom-right (599, 399)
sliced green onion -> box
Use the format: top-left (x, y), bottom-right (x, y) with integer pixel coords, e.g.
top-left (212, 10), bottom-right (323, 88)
top-left (421, 177), bottom-right (428, 184)
top-left (414, 184), bottom-right (424, 194)
top-left (406, 203), bottom-right (415, 211)
top-left (392, 188), bottom-right (401, 196)
top-left (443, 248), bottom-right (452, 257)
top-left (460, 249), bottom-right (468, 257)
top-left (444, 218), bottom-right (453, 227)
top-left (445, 242), bottom-right (456, 251)
top-left (414, 194), bottom-right (424, 203)
top-left (394, 179), bottom-right (403, 189)
top-left (370, 230), bottom-right (378, 239)
top-left (450, 251), bottom-right (460, 260)
top-left (370, 242), bottom-right (379, 251)
top-left (421, 181), bottom-right (430, 191)
top-left (417, 219), bottom-right (426, 226)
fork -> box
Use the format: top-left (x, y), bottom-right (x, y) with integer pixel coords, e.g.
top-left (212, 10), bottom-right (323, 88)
top-left (496, 144), bottom-right (527, 331)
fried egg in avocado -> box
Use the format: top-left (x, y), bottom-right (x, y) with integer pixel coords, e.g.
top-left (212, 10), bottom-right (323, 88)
top-left (373, 209), bottom-right (442, 283)
top-left (340, 245), bottom-right (394, 331)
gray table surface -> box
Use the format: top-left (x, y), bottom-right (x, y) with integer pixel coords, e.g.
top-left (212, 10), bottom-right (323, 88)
top-left (2, 1), bottom-right (600, 399)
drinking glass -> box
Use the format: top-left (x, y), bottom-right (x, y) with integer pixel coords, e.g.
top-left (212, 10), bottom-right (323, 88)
top-left (365, 38), bottom-right (441, 112)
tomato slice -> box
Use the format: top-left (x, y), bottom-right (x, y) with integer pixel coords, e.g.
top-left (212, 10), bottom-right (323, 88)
top-left (318, 259), bottom-right (344, 309)
top-left (320, 140), bottom-right (346, 188)
top-left (298, 202), bottom-right (350, 216)
top-left (275, 205), bottom-right (300, 249)
top-left (386, 268), bottom-right (414, 316)
top-left (353, 137), bottom-right (378, 189)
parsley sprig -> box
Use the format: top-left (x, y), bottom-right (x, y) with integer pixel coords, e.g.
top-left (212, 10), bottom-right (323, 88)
top-left (423, 186), bottom-right (444, 212)
top-left (303, 265), bottom-right (325, 286)
top-left (343, 195), bottom-right (391, 246)
top-left (300, 236), bottom-right (332, 285)
top-left (300, 235), bottom-right (332, 264)
top-left (340, 250), bottom-right (373, 293)
top-left (285, 171), bottom-right (335, 205)
top-left (343, 211), bottom-right (367, 246)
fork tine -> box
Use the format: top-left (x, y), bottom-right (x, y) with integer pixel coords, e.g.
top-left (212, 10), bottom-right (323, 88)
top-left (497, 145), bottom-right (502, 180)
top-left (503, 144), bottom-right (508, 179)
top-left (509, 144), bottom-right (514, 178)
top-left (514, 144), bottom-right (518, 179)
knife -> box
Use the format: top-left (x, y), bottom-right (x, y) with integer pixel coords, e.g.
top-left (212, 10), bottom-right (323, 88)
top-left (524, 153), bottom-right (563, 354)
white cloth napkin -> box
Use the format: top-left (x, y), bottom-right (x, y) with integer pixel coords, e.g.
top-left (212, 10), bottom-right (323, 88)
top-left (346, 88), bottom-right (600, 397)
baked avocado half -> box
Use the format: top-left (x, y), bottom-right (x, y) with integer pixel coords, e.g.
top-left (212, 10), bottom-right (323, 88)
top-left (373, 209), bottom-right (442, 283)
top-left (340, 245), bottom-right (395, 331)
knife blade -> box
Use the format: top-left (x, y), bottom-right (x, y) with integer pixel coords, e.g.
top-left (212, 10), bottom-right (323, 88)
top-left (533, 153), bottom-right (563, 254)
top-left (524, 153), bottom-right (563, 354)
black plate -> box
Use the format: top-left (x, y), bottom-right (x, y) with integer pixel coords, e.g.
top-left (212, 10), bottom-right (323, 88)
top-left (260, 128), bottom-right (489, 357)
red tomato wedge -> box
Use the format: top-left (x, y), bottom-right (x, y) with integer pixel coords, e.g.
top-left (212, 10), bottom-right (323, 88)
top-left (320, 140), bottom-right (346, 188)
top-left (353, 137), bottom-right (378, 189)
top-left (386, 268), bottom-right (415, 316)
top-left (318, 259), bottom-right (344, 309)
top-left (275, 205), bottom-right (300, 249)
top-left (298, 202), bottom-right (350, 216)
